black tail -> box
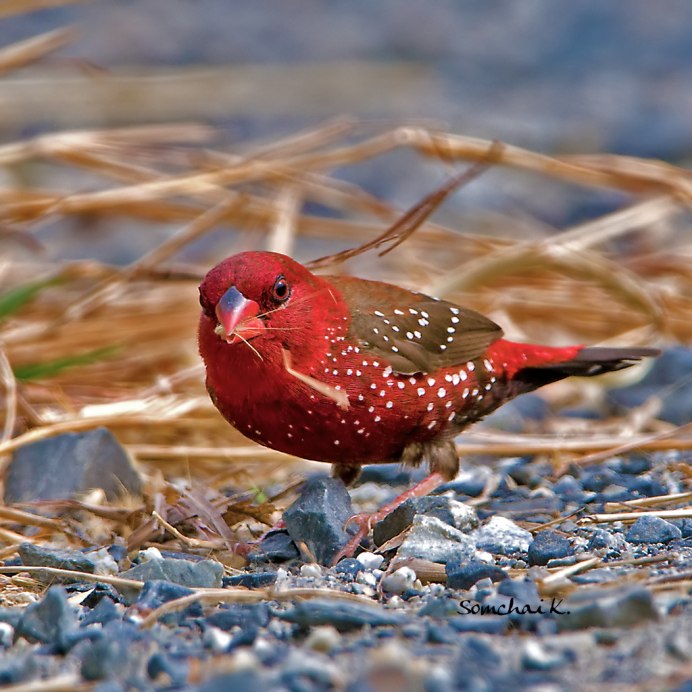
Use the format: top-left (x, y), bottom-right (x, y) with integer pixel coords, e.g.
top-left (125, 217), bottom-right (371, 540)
top-left (513, 347), bottom-right (660, 393)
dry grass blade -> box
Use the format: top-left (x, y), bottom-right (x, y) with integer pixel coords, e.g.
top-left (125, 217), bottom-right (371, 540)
top-left (0, 565), bottom-right (145, 590)
top-left (579, 508), bottom-right (692, 525)
top-left (306, 143), bottom-right (500, 270)
top-left (0, 26), bottom-right (76, 75)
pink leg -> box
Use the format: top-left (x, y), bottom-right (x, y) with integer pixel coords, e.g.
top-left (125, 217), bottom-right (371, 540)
top-left (332, 471), bottom-right (446, 565)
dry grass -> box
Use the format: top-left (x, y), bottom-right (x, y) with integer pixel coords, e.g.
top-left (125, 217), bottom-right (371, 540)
top-left (0, 22), bottom-right (690, 566)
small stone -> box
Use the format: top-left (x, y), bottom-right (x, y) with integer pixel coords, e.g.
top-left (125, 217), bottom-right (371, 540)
top-left (199, 670), bottom-right (269, 692)
top-left (356, 552), bottom-right (385, 570)
top-left (276, 598), bottom-right (407, 631)
top-left (81, 597), bottom-right (121, 627)
top-left (0, 623), bottom-right (14, 648)
top-left (333, 558), bottom-right (362, 580)
top-left (205, 604), bottom-right (270, 631)
top-left (558, 587), bottom-right (658, 631)
top-left (446, 559), bottom-right (508, 589)
top-left (147, 653), bottom-right (188, 687)
top-left (80, 622), bottom-right (146, 682)
top-left (381, 567), bottom-right (417, 594)
top-left (626, 515), bottom-right (682, 544)
top-left (373, 496), bottom-right (478, 546)
top-left (300, 563), bottom-right (322, 578)
top-left (473, 516), bottom-right (532, 555)
top-left (283, 478), bottom-right (355, 566)
top-left (120, 556), bottom-right (223, 588)
top-left (4, 428), bottom-right (142, 503)
top-left (449, 615), bottom-right (508, 634)
top-left (224, 572), bottom-right (277, 589)
top-left (527, 530), bottom-right (574, 566)
top-left (15, 586), bottom-right (78, 651)
top-left (304, 625), bottom-right (341, 652)
top-left (396, 514), bottom-right (476, 563)
top-left (497, 577), bottom-right (541, 606)
top-left (18, 543), bottom-right (96, 576)
top-left (249, 529), bottom-right (300, 564)
top-left (203, 626), bottom-right (233, 653)
top-left (133, 580), bottom-right (200, 617)
top-left (521, 640), bottom-right (572, 670)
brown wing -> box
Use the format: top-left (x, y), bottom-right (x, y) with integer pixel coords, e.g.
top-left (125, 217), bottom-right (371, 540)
top-left (328, 275), bottom-right (503, 375)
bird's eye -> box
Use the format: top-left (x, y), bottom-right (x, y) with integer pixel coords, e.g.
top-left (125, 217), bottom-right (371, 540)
top-left (271, 275), bottom-right (290, 303)
top-left (198, 288), bottom-right (215, 318)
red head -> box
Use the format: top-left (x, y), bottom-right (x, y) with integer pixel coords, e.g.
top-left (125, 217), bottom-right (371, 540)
top-left (198, 251), bottom-right (342, 361)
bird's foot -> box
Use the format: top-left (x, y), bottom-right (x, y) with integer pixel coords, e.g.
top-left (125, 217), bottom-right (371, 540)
top-left (331, 471), bottom-right (448, 566)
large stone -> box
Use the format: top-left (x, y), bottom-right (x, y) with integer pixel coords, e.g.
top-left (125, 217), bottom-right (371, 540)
top-left (473, 516), bottom-right (532, 555)
top-left (4, 428), bottom-right (142, 503)
top-left (398, 514), bottom-right (476, 564)
top-left (373, 495), bottom-right (478, 546)
top-left (283, 477), bottom-right (355, 566)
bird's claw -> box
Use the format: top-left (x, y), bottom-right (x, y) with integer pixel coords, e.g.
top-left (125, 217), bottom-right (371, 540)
top-left (331, 513), bottom-right (375, 565)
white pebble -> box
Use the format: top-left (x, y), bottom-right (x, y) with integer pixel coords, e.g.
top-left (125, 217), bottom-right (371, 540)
top-left (357, 552), bottom-right (385, 570)
top-left (300, 563), bottom-right (322, 578)
top-left (381, 566), bottom-right (417, 594)
top-left (304, 625), bottom-right (341, 652)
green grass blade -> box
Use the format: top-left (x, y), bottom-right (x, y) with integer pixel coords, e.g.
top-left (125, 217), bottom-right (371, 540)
top-left (13, 345), bottom-right (121, 381)
top-left (0, 277), bottom-right (62, 322)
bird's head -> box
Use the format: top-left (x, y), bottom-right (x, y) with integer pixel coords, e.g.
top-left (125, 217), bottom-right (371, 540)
top-left (199, 251), bottom-right (339, 354)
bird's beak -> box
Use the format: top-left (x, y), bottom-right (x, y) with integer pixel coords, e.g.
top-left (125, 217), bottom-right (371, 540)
top-left (214, 286), bottom-right (264, 344)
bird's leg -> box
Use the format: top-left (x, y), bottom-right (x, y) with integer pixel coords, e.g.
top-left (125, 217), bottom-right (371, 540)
top-left (231, 518), bottom-right (287, 558)
top-left (332, 471), bottom-right (446, 564)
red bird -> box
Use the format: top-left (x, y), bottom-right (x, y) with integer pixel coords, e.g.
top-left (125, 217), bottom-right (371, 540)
top-left (198, 251), bottom-right (657, 558)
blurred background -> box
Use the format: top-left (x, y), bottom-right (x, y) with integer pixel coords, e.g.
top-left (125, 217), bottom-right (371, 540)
top-left (3, 0), bottom-right (692, 263)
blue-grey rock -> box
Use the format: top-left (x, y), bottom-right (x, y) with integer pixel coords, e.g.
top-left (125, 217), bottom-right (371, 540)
top-left (81, 597), bottom-right (121, 627)
top-left (452, 636), bottom-right (505, 690)
top-left (449, 615), bottom-right (509, 634)
top-left (626, 476), bottom-right (668, 497)
top-left (521, 641), bottom-right (574, 671)
top-left (134, 580), bottom-right (201, 617)
top-left (18, 542), bottom-right (96, 576)
top-left (120, 556), bottom-right (223, 588)
top-left (16, 586), bottom-right (78, 651)
top-left (199, 670), bottom-right (270, 692)
top-left (473, 516), bottom-right (532, 555)
top-left (552, 475), bottom-right (586, 504)
top-left (678, 519), bottom-right (692, 539)
top-left (357, 465), bottom-right (414, 486)
top-left (0, 654), bottom-right (37, 686)
top-left (276, 598), bottom-right (407, 631)
top-left (80, 630), bottom-right (141, 682)
top-left (4, 428), bottom-right (142, 503)
top-left (333, 558), bottom-right (362, 580)
top-left (223, 572), bottom-right (277, 588)
top-left (397, 514), bottom-right (476, 563)
top-left (283, 478), bottom-right (355, 566)
top-left (205, 604), bottom-right (270, 631)
top-left (581, 468), bottom-right (617, 492)
top-left (373, 495), bottom-right (478, 546)
top-left (626, 515), bottom-right (682, 544)
top-left (248, 529), bottom-right (299, 564)
top-left (558, 587), bottom-right (658, 631)
top-left (527, 530), bottom-right (574, 566)
top-left (147, 653), bottom-right (188, 687)
top-left (446, 559), bottom-right (508, 590)
top-left (497, 577), bottom-right (542, 606)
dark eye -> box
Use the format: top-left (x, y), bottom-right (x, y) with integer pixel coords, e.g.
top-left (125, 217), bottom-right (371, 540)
top-left (199, 288), bottom-right (215, 318)
top-left (271, 275), bottom-right (290, 303)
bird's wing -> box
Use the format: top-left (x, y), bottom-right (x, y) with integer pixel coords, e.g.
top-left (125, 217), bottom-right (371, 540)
top-left (328, 275), bottom-right (503, 375)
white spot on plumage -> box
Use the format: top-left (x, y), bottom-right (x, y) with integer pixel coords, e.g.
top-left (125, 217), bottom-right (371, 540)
top-left (445, 374), bottom-right (453, 383)
top-left (368, 406), bottom-right (375, 413)
top-left (334, 440), bottom-right (340, 445)
top-left (358, 394), bottom-right (364, 401)
top-left (418, 318), bottom-right (429, 327)
top-left (414, 330), bottom-right (422, 339)
top-left (406, 331), bottom-right (414, 340)
top-left (383, 319), bottom-right (390, 325)
top-left (409, 377), bottom-right (417, 385)
top-left (373, 327), bottom-right (379, 335)
top-left (447, 326), bottom-right (455, 333)
top-left (374, 310), bottom-right (384, 317)
top-left (379, 390), bottom-right (386, 397)
top-left (391, 325), bottom-right (400, 332)
top-left (391, 346), bottom-right (399, 352)
top-left (484, 359), bottom-right (494, 371)
top-left (437, 387), bottom-right (446, 398)
top-left (417, 387), bottom-right (426, 396)
top-left (397, 381), bottom-right (405, 389)
top-left (346, 369), bottom-right (353, 375)
top-left (462, 388), bottom-right (469, 398)
top-left (447, 336), bottom-right (454, 342)
top-left (370, 383), bottom-right (377, 389)
top-left (460, 370), bottom-right (468, 381)
top-left (409, 308), bottom-right (418, 315)
top-left (357, 428), bottom-right (365, 434)
top-left (421, 311), bottom-right (429, 319)
top-left (386, 401), bottom-right (393, 409)
top-left (451, 316), bottom-right (460, 324)
top-left (356, 370), bottom-right (362, 376)
top-left (427, 402), bottom-right (434, 411)
top-left (427, 420), bottom-right (437, 429)
top-left (450, 307), bottom-right (459, 315)
top-left (467, 361), bottom-right (475, 371)
top-left (452, 374), bottom-right (460, 386)
top-left (383, 335), bottom-right (390, 342)
top-left (445, 400), bottom-right (453, 408)
top-left (394, 308), bottom-right (404, 315)
top-left (440, 344), bottom-right (447, 351)
top-left (448, 411), bottom-right (456, 421)
top-left (374, 415), bottom-right (381, 422)
top-left (427, 377), bottom-right (436, 386)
